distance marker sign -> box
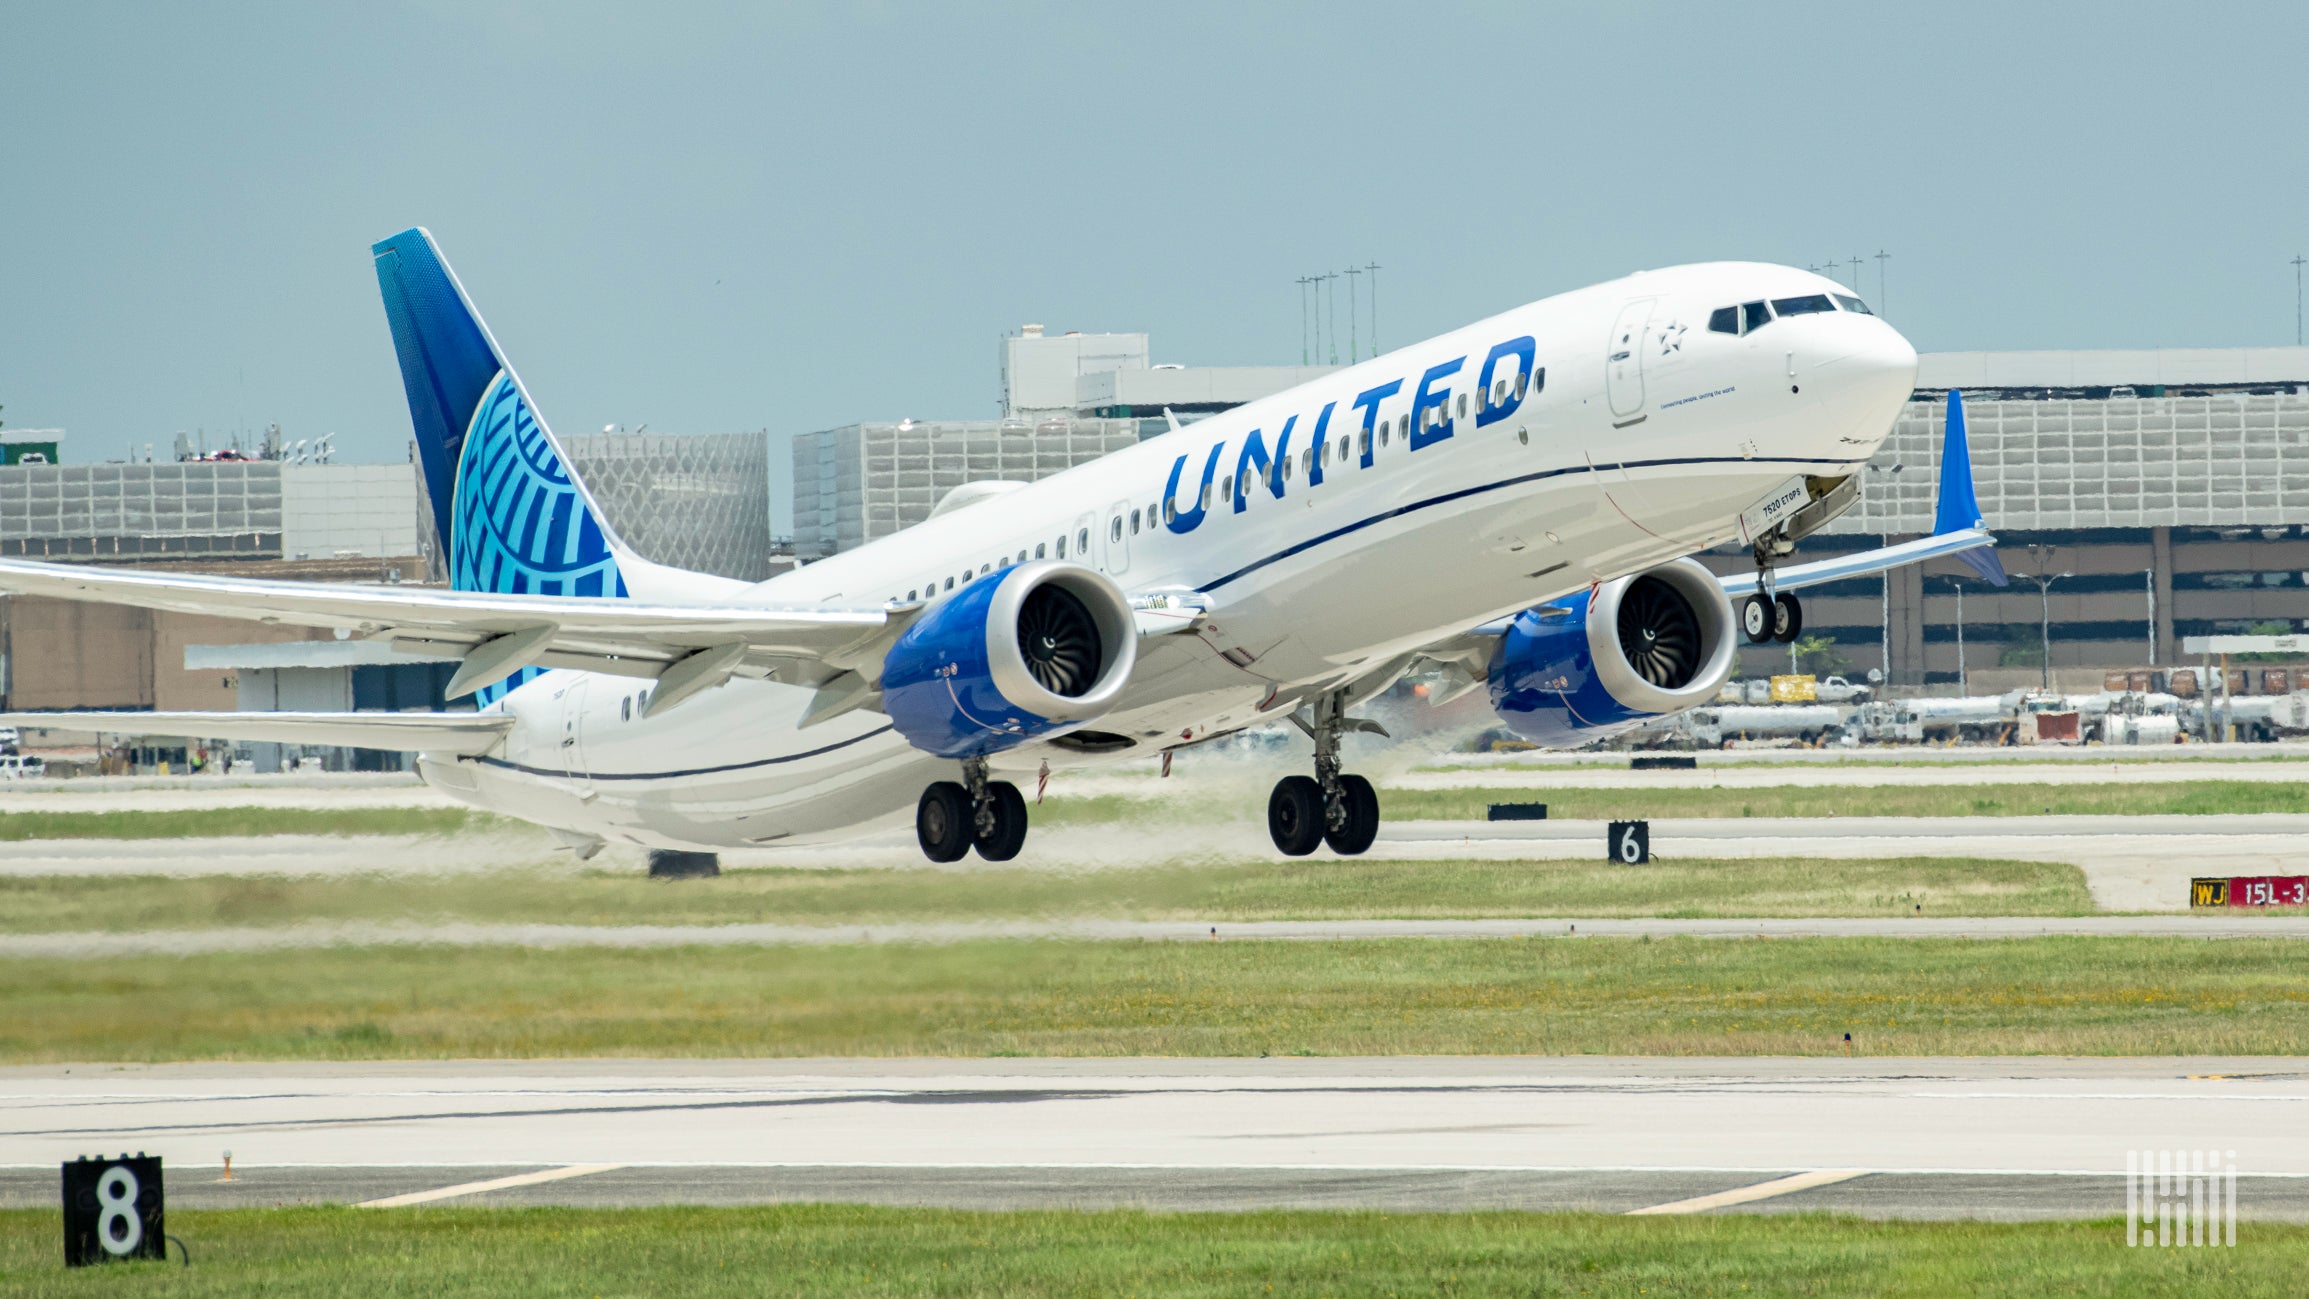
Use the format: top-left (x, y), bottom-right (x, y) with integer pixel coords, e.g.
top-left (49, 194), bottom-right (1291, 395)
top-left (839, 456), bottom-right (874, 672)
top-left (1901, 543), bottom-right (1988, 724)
top-left (62, 1154), bottom-right (165, 1266)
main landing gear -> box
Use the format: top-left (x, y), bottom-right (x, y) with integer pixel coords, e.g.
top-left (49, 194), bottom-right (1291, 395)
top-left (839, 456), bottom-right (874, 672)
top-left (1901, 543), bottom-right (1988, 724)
top-left (916, 757), bottom-right (1029, 863)
top-left (1741, 533), bottom-right (1803, 645)
top-left (1269, 690), bottom-right (1384, 857)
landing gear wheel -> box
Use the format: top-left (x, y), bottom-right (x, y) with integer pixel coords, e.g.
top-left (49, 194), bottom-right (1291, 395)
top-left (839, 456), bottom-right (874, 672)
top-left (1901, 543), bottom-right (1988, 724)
top-left (1323, 773), bottom-right (1380, 856)
top-left (1268, 775), bottom-right (1325, 856)
top-left (1742, 594), bottom-right (1773, 644)
top-left (973, 780), bottom-right (1028, 861)
top-left (1771, 592), bottom-right (1803, 644)
top-left (916, 781), bottom-right (973, 862)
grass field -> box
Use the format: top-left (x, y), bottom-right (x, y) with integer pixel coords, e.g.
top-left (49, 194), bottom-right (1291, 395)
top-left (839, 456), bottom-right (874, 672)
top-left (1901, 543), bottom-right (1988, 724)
top-left (1, 1205), bottom-right (2299, 1297)
top-left (5, 935), bottom-right (2306, 1062)
top-left (1040, 778), bottom-right (2309, 824)
top-left (0, 855), bottom-right (2095, 933)
top-left (0, 806), bottom-right (502, 841)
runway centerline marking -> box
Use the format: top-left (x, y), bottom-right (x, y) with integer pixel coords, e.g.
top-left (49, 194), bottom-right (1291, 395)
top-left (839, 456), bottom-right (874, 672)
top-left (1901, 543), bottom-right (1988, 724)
top-left (1626, 1168), bottom-right (1868, 1215)
top-left (356, 1164), bottom-right (623, 1208)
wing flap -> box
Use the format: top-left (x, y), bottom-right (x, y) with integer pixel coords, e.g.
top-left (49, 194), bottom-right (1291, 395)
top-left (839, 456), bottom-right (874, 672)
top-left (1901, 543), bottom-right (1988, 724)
top-left (0, 711), bottom-right (515, 755)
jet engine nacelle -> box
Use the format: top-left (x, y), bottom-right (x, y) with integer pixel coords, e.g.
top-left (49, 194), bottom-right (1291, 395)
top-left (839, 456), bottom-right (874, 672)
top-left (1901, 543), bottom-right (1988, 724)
top-left (1487, 558), bottom-right (1739, 748)
top-left (880, 561), bottom-right (1138, 759)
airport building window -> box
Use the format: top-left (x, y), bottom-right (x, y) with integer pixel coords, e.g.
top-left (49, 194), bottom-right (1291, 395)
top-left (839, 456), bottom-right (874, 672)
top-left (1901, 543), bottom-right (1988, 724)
top-left (1832, 293), bottom-right (1873, 315)
top-left (1709, 306), bottom-right (1741, 335)
top-left (1771, 294), bottom-right (1835, 317)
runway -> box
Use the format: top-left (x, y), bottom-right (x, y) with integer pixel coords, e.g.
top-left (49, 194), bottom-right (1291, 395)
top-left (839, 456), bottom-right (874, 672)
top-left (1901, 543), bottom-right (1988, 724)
top-left (2, 1058), bottom-right (2302, 1220)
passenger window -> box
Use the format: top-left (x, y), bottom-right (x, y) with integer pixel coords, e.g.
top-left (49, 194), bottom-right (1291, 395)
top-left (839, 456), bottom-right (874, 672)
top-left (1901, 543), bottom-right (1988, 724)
top-left (1530, 366), bottom-right (1546, 394)
top-left (1199, 484), bottom-right (1211, 510)
top-left (1771, 294), bottom-right (1834, 317)
top-left (1078, 527), bottom-right (1090, 551)
top-left (1280, 456), bottom-right (1291, 482)
top-left (1708, 306), bottom-right (1741, 335)
top-left (981, 562), bottom-right (991, 575)
top-left (1515, 372), bottom-right (1529, 399)
top-left (1494, 379), bottom-right (1508, 405)
top-left (1163, 501), bottom-right (1175, 523)
top-left (1397, 414), bottom-right (1408, 438)
top-left (1054, 537), bottom-right (1065, 558)
top-left (621, 696), bottom-right (631, 722)
top-left (1130, 508), bottom-right (1142, 533)
top-left (1832, 293), bottom-right (1873, 315)
top-left (1017, 550), bottom-right (1027, 564)
top-left (946, 576), bottom-right (955, 590)
top-left (1457, 393), bottom-right (1468, 418)
top-left (1302, 448), bottom-right (1313, 475)
top-left (1379, 424), bottom-right (1388, 448)
top-left (1111, 518), bottom-right (1122, 541)
top-left (1742, 301), bottom-right (1770, 332)
top-left (907, 588), bottom-right (919, 601)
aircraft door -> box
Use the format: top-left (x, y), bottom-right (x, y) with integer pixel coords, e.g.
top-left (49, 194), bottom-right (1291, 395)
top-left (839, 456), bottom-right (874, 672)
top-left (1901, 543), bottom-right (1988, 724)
top-left (1606, 298), bottom-right (1655, 421)
top-left (1103, 501), bottom-right (1131, 575)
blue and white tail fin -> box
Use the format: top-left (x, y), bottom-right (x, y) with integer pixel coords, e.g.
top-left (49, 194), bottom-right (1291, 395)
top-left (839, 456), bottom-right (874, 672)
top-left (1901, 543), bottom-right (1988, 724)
top-left (1933, 390), bottom-right (2008, 585)
top-left (372, 228), bottom-right (630, 604)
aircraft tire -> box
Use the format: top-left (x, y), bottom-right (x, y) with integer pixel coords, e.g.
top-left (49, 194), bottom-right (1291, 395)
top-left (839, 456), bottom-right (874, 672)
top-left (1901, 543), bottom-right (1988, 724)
top-left (974, 781), bottom-right (1029, 861)
top-left (1771, 592), bottom-right (1804, 644)
top-left (916, 781), bottom-right (974, 862)
top-left (1323, 773), bottom-right (1380, 856)
top-left (1268, 775), bottom-right (1325, 856)
top-left (1741, 594), bottom-right (1773, 644)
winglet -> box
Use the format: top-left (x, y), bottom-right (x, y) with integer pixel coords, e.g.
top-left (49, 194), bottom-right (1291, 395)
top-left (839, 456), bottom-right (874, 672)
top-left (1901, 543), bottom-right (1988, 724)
top-left (1933, 390), bottom-right (2007, 585)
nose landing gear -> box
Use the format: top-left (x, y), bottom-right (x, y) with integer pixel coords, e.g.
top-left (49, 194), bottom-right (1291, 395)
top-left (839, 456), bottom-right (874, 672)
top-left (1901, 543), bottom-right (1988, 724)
top-left (917, 758), bottom-right (1028, 862)
top-left (1269, 690), bottom-right (1385, 856)
top-left (1742, 533), bottom-right (1804, 645)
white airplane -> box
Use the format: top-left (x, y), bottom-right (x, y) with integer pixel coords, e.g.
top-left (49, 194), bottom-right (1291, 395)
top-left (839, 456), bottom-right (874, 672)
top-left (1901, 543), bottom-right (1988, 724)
top-left (0, 230), bottom-right (2003, 865)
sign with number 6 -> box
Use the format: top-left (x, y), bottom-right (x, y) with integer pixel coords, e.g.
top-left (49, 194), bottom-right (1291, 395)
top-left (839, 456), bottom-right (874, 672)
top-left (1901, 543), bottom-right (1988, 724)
top-left (1609, 820), bottom-right (1650, 864)
top-left (62, 1154), bottom-right (165, 1266)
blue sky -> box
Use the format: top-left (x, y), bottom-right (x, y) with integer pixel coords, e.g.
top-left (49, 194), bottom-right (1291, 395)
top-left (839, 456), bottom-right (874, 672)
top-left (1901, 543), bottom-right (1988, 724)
top-left (4, 2), bottom-right (2305, 525)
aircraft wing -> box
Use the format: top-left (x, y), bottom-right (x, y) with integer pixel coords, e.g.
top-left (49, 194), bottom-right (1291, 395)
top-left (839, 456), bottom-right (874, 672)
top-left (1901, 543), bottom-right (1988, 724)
top-left (0, 710), bottom-right (513, 754)
top-left (1717, 526), bottom-right (2001, 595)
top-left (0, 557), bottom-right (892, 708)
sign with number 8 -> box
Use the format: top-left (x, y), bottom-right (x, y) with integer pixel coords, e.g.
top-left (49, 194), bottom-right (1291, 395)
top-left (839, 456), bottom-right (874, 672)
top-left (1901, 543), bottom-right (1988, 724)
top-left (62, 1154), bottom-right (165, 1266)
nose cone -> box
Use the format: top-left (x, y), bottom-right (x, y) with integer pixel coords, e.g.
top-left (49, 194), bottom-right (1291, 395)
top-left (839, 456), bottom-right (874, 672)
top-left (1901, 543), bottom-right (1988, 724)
top-left (1805, 318), bottom-right (1919, 458)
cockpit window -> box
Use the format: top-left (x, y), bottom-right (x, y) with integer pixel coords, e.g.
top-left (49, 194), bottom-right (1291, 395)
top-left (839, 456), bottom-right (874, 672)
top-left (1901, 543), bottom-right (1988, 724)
top-left (1832, 293), bottom-right (1873, 315)
top-left (1771, 294), bottom-right (1836, 317)
top-left (1712, 301), bottom-right (1773, 335)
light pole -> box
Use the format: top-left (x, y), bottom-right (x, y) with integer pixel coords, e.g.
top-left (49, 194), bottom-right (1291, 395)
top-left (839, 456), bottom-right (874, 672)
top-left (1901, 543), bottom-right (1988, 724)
top-left (2017, 568), bottom-right (2072, 693)
top-left (1948, 576), bottom-right (1967, 695)
top-left (1344, 266), bottom-right (1361, 363)
top-left (1364, 261), bottom-right (1381, 353)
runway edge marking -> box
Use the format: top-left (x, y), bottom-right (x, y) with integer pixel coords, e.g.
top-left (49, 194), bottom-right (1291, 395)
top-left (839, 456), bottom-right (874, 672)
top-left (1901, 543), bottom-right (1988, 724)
top-left (356, 1163), bottom-right (624, 1208)
top-left (1625, 1168), bottom-right (1868, 1216)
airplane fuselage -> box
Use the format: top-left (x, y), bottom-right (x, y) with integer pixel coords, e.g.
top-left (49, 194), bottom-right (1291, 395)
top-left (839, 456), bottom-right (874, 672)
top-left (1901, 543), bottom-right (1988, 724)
top-left (419, 262), bottom-right (1918, 850)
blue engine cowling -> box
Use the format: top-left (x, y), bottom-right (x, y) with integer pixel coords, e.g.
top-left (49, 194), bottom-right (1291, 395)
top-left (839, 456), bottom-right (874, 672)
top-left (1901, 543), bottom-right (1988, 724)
top-left (1487, 558), bottom-right (1739, 748)
top-left (880, 561), bottom-right (1139, 759)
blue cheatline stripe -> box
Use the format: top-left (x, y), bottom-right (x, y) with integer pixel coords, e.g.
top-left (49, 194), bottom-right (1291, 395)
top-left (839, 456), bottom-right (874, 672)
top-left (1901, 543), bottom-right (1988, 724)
top-left (1199, 455), bottom-right (1854, 592)
top-left (474, 725), bottom-right (897, 782)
